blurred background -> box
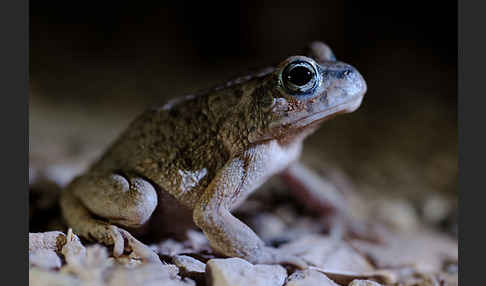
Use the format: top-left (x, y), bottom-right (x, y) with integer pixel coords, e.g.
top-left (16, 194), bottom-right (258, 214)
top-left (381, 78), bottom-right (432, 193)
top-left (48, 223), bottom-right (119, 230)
top-left (29, 1), bottom-right (457, 231)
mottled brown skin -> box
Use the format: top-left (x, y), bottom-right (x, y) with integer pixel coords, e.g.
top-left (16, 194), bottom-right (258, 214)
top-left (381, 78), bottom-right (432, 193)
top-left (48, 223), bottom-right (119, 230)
top-left (60, 42), bottom-right (367, 268)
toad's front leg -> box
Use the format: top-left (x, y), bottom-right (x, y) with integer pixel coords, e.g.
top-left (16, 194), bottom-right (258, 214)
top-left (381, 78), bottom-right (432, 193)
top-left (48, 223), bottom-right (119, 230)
top-left (193, 157), bottom-right (307, 269)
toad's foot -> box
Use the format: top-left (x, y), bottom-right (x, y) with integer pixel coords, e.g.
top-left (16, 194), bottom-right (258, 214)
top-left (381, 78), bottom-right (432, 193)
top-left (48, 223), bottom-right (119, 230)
top-left (114, 227), bottom-right (161, 264)
top-left (60, 188), bottom-right (161, 264)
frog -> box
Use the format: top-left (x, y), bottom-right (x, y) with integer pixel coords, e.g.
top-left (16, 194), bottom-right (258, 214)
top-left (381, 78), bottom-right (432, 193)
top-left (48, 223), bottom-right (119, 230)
top-left (60, 41), bottom-right (367, 268)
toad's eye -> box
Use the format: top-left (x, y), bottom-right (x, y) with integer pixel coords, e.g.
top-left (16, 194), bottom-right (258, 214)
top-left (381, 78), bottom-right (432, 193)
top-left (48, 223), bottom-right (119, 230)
top-left (281, 60), bottom-right (319, 95)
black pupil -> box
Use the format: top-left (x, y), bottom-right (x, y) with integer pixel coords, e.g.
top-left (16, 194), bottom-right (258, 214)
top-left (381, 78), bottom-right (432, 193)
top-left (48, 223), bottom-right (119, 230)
top-left (286, 66), bottom-right (313, 86)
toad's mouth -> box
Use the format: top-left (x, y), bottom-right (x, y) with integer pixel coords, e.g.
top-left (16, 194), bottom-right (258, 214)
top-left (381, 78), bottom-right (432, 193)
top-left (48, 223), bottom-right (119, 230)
top-left (250, 95), bottom-right (364, 144)
top-left (293, 96), bottom-right (363, 127)
top-left (272, 95), bottom-right (364, 129)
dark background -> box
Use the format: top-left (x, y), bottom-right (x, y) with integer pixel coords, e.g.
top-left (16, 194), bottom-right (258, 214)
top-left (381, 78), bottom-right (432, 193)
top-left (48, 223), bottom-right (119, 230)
top-left (30, 1), bottom-right (457, 103)
top-left (29, 1), bottom-right (457, 202)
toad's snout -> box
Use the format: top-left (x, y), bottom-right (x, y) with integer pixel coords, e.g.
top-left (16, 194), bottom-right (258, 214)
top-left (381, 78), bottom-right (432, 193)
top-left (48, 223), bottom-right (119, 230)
top-left (320, 62), bottom-right (367, 113)
top-left (345, 65), bottom-right (367, 98)
top-left (324, 63), bottom-right (366, 95)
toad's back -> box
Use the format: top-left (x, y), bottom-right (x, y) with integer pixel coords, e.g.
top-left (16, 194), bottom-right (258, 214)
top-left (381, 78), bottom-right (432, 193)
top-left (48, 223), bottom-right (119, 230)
top-left (88, 92), bottom-right (235, 208)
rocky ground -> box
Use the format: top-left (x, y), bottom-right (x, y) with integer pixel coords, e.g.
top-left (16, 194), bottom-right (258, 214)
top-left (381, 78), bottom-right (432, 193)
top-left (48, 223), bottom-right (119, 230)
top-left (29, 156), bottom-right (458, 286)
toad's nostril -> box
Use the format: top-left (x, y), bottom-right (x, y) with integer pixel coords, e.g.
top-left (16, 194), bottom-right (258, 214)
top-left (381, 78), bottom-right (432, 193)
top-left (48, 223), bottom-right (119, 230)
top-left (326, 67), bottom-right (355, 79)
top-left (335, 69), bottom-right (353, 79)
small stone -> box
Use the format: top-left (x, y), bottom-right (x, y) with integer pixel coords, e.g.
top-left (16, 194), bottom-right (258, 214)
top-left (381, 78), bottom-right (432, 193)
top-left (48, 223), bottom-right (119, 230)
top-left (154, 239), bottom-right (187, 256)
top-left (173, 255), bottom-right (206, 272)
top-left (29, 231), bottom-right (66, 271)
top-left (422, 195), bottom-right (454, 225)
top-left (279, 234), bottom-right (374, 272)
top-left (348, 279), bottom-right (384, 286)
top-left (400, 273), bottom-right (445, 286)
top-left (312, 269), bottom-right (396, 285)
top-left (350, 229), bottom-right (458, 273)
top-left (29, 268), bottom-right (80, 286)
top-left (372, 199), bottom-right (419, 231)
top-left (285, 269), bottom-right (339, 286)
top-left (206, 257), bottom-right (287, 286)
top-left (62, 245), bottom-right (111, 284)
top-left (29, 249), bottom-right (61, 270)
top-left (29, 231), bottom-right (65, 252)
top-left (107, 263), bottom-right (193, 286)
top-left (250, 212), bottom-right (286, 241)
top-left (173, 255), bottom-right (206, 281)
top-left (274, 205), bottom-right (299, 225)
top-left (84, 245), bottom-right (111, 268)
top-left (185, 229), bottom-right (211, 252)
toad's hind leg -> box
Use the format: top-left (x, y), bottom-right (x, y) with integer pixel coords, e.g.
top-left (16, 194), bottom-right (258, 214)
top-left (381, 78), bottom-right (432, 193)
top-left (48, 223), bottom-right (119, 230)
top-left (60, 172), bottom-right (160, 262)
top-left (71, 172), bottom-right (158, 228)
top-left (280, 162), bottom-right (383, 243)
